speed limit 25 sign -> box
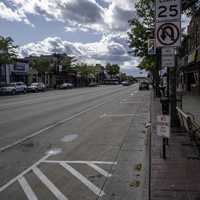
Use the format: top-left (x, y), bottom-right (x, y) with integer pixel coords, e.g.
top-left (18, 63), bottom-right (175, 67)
top-left (156, 0), bottom-right (181, 22)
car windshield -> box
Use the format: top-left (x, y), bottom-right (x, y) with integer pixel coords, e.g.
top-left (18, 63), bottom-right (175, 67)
top-left (7, 83), bottom-right (16, 87)
top-left (31, 83), bottom-right (39, 86)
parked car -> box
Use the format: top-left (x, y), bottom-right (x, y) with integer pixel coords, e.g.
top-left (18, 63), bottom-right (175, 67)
top-left (27, 82), bottom-right (46, 92)
top-left (121, 81), bottom-right (130, 86)
top-left (139, 81), bottom-right (149, 90)
top-left (59, 83), bottom-right (73, 89)
top-left (88, 82), bottom-right (98, 87)
top-left (0, 82), bottom-right (27, 95)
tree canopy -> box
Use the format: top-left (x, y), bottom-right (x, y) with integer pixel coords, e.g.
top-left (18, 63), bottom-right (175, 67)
top-left (105, 63), bottom-right (120, 77)
top-left (0, 36), bottom-right (17, 65)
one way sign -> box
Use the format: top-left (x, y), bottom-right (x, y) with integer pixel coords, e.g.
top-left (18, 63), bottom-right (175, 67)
top-left (156, 21), bottom-right (181, 47)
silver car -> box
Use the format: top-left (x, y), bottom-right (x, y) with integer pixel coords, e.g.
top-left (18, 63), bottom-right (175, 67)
top-left (27, 82), bottom-right (46, 92)
top-left (0, 82), bottom-right (27, 95)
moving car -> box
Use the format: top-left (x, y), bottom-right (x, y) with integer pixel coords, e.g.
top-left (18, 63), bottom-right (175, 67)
top-left (59, 82), bottom-right (73, 89)
top-left (139, 81), bottom-right (149, 90)
top-left (27, 82), bottom-right (46, 92)
top-left (0, 82), bottom-right (27, 95)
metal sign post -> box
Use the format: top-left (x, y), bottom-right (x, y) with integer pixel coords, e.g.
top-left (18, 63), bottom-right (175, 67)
top-left (155, 0), bottom-right (182, 158)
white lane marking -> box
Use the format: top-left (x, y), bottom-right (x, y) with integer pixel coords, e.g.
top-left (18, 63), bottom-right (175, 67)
top-left (0, 154), bottom-right (50, 193)
top-left (42, 161), bottom-right (117, 165)
top-left (60, 162), bottom-right (105, 197)
top-left (0, 102), bottom-right (106, 152)
top-left (18, 177), bottom-right (38, 200)
top-left (120, 102), bottom-right (146, 104)
top-left (100, 113), bottom-right (147, 118)
top-left (33, 167), bottom-right (68, 200)
top-left (86, 163), bottom-right (112, 177)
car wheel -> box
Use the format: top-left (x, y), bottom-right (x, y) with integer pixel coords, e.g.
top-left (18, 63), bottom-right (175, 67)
top-left (23, 89), bottom-right (27, 94)
top-left (11, 90), bottom-right (16, 95)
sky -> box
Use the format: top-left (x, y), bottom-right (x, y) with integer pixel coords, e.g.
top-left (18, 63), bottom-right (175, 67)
top-left (0, 0), bottom-right (149, 76)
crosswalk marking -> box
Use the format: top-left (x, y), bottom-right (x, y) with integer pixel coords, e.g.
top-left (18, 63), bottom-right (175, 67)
top-left (60, 162), bottom-right (105, 197)
top-left (86, 163), bottom-right (112, 177)
top-left (33, 167), bottom-right (68, 200)
top-left (19, 177), bottom-right (38, 200)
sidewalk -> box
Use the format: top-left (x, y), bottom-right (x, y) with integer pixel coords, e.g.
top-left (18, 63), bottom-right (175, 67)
top-left (150, 95), bottom-right (200, 200)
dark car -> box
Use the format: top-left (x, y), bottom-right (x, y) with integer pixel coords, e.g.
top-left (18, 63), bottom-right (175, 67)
top-left (121, 81), bottom-right (130, 86)
top-left (139, 81), bottom-right (149, 90)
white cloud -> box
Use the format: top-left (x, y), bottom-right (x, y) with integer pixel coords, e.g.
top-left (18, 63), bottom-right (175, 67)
top-left (18, 34), bottom-right (139, 74)
top-left (0, 2), bottom-right (32, 25)
top-left (3, 0), bottom-right (136, 33)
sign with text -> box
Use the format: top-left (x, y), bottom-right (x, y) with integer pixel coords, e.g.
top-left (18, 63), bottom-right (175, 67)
top-left (156, 21), bottom-right (181, 47)
top-left (157, 115), bottom-right (170, 138)
top-left (162, 47), bottom-right (175, 55)
top-left (162, 54), bottom-right (175, 68)
top-left (156, 0), bottom-right (181, 22)
top-left (148, 39), bottom-right (156, 55)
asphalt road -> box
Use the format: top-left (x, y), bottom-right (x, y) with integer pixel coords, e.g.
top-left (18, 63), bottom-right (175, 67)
top-left (0, 84), bottom-right (150, 200)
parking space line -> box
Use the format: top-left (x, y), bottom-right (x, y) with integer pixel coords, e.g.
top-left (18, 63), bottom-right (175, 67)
top-left (0, 154), bottom-right (50, 193)
top-left (60, 162), bottom-right (105, 197)
top-left (100, 113), bottom-right (147, 118)
top-left (33, 166), bottom-right (68, 200)
top-left (18, 177), bottom-right (38, 200)
top-left (42, 160), bottom-right (117, 165)
top-left (86, 163), bottom-right (112, 177)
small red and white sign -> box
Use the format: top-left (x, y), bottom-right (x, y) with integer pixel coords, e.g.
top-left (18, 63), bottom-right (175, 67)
top-left (157, 115), bottom-right (170, 138)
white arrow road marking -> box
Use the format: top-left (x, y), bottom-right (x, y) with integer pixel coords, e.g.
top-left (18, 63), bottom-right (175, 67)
top-left (60, 162), bottom-right (105, 197)
top-left (18, 177), bottom-right (38, 200)
top-left (33, 167), bottom-right (68, 200)
top-left (86, 163), bottom-right (112, 177)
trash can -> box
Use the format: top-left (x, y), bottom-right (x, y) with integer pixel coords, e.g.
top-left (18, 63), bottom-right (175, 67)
top-left (160, 97), bottom-right (169, 115)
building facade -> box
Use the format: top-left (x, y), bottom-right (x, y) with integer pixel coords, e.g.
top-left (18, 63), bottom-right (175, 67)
top-left (0, 59), bottom-right (29, 85)
top-left (178, 10), bottom-right (200, 95)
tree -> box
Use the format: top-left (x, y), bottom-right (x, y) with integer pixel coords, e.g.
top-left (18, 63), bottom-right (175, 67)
top-left (128, 0), bottom-right (160, 95)
top-left (105, 63), bottom-right (120, 78)
top-left (182, 0), bottom-right (200, 15)
top-left (30, 57), bottom-right (51, 83)
top-left (0, 36), bottom-right (17, 65)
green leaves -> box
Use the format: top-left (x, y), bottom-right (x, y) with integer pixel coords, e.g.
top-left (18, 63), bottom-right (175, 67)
top-left (105, 63), bottom-right (120, 76)
top-left (0, 36), bottom-right (17, 65)
top-left (128, 0), bottom-right (155, 70)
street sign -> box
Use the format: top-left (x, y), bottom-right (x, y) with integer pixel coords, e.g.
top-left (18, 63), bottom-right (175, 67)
top-left (156, 21), bottom-right (181, 47)
top-left (156, 0), bottom-right (181, 22)
top-left (162, 47), bottom-right (175, 67)
top-left (162, 54), bottom-right (175, 68)
top-left (162, 47), bottom-right (175, 55)
top-left (157, 115), bottom-right (170, 138)
top-left (148, 39), bottom-right (156, 55)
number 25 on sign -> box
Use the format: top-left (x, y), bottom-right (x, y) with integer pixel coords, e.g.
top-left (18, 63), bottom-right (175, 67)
top-left (156, 0), bottom-right (181, 22)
